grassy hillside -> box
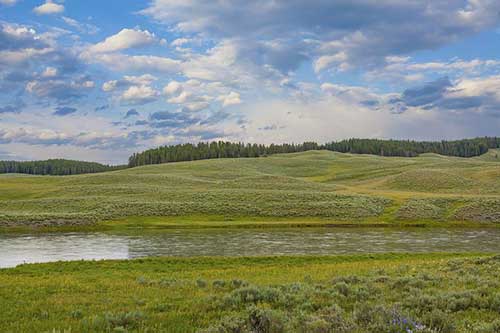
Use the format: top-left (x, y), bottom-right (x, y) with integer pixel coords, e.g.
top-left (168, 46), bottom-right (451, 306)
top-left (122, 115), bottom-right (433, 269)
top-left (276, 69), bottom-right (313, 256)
top-left (1, 253), bottom-right (500, 332)
top-left (0, 150), bottom-right (499, 228)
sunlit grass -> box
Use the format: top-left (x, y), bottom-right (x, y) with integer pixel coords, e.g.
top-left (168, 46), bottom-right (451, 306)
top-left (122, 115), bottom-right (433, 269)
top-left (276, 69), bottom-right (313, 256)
top-left (0, 150), bottom-right (499, 228)
top-left (1, 253), bottom-right (499, 332)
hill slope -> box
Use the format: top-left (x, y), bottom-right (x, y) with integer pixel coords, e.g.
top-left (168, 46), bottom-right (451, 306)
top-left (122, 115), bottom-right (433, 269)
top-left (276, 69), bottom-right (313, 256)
top-left (0, 150), bottom-right (499, 227)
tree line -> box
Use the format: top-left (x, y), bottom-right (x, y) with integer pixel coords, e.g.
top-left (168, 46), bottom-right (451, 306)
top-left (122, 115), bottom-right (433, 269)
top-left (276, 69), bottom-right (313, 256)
top-left (128, 137), bottom-right (500, 167)
top-left (0, 159), bottom-right (126, 176)
top-left (2, 137), bottom-right (498, 175)
top-left (322, 137), bottom-right (500, 158)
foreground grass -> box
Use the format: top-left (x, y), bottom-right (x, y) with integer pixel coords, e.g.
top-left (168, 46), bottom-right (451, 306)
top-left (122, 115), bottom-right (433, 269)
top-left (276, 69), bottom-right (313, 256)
top-left (0, 150), bottom-right (499, 229)
top-left (1, 253), bottom-right (500, 332)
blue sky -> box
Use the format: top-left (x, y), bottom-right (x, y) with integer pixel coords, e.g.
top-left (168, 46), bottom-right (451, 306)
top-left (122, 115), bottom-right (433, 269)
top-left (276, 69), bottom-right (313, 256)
top-left (1, 0), bottom-right (500, 163)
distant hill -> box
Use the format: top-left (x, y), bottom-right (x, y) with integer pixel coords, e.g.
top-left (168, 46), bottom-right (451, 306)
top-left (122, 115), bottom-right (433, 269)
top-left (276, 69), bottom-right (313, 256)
top-left (0, 150), bottom-right (499, 227)
top-left (0, 159), bottom-right (126, 176)
top-left (2, 137), bottom-right (499, 176)
top-left (128, 137), bottom-right (500, 167)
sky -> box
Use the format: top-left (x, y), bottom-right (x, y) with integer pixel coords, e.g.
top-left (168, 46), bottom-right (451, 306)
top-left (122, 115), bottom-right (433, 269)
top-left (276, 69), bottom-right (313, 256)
top-left (1, 0), bottom-right (500, 164)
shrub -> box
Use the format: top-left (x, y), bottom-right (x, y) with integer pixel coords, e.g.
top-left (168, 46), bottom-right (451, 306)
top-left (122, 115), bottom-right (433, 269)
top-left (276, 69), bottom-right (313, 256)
top-left (473, 320), bottom-right (500, 333)
top-left (87, 311), bottom-right (146, 331)
top-left (333, 282), bottom-right (350, 297)
top-left (197, 279), bottom-right (208, 288)
top-left (422, 310), bottom-right (455, 333)
top-left (136, 276), bottom-right (149, 285)
top-left (213, 280), bottom-right (227, 289)
top-left (227, 286), bottom-right (280, 307)
top-left (489, 293), bottom-right (500, 312)
top-left (248, 307), bottom-right (286, 333)
top-left (231, 280), bottom-right (248, 289)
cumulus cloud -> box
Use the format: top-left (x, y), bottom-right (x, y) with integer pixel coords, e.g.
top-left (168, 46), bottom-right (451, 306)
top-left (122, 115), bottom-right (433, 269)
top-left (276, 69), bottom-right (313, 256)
top-left (385, 76), bottom-right (500, 116)
top-left (0, 128), bottom-right (71, 145)
top-left (89, 28), bottom-right (160, 53)
top-left (41, 67), bottom-right (58, 78)
top-left (0, 127), bottom-right (145, 150)
top-left (101, 75), bottom-right (159, 105)
top-left (365, 57), bottom-right (500, 83)
top-left (163, 81), bottom-right (183, 95)
top-left (102, 74), bottom-right (157, 92)
top-left (0, 21), bottom-right (95, 106)
top-left (87, 53), bottom-right (181, 73)
top-left (321, 82), bottom-right (384, 107)
top-left (171, 38), bottom-right (190, 47)
top-left (33, 0), bottom-right (64, 15)
top-left (26, 77), bottom-right (95, 101)
top-left (3, 1), bottom-right (500, 163)
top-left (217, 91), bottom-right (241, 107)
top-left (0, 23), bottom-right (53, 66)
top-left (142, 0), bottom-right (500, 73)
top-left (120, 85), bottom-right (159, 105)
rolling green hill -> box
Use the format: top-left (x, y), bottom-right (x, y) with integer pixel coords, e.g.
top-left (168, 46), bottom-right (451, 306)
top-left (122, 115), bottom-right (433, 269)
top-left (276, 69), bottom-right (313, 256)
top-left (0, 150), bottom-right (499, 228)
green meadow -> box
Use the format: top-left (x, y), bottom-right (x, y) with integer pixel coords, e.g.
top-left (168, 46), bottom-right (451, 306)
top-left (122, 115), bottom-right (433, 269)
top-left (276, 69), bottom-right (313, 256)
top-left (0, 150), bottom-right (499, 229)
top-left (2, 253), bottom-right (500, 332)
top-left (1, 150), bottom-right (500, 332)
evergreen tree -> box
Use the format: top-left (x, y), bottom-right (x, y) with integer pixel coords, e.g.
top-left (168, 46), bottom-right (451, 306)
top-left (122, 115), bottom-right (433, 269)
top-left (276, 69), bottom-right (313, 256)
top-left (128, 137), bottom-right (500, 167)
top-left (0, 159), bottom-right (126, 176)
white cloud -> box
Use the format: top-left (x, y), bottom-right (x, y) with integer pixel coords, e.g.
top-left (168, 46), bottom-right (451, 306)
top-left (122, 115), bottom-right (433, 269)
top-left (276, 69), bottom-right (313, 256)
top-left (0, 48), bottom-right (53, 65)
top-left (87, 53), bottom-right (181, 73)
top-left (102, 81), bottom-right (117, 92)
top-left (41, 67), bottom-right (58, 78)
top-left (217, 91), bottom-right (241, 107)
top-left (365, 57), bottom-right (500, 83)
top-left (142, 0), bottom-right (500, 74)
top-left (25, 78), bottom-right (95, 101)
top-left (314, 52), bottom-right (348, 73)
top-left (33, 0), bottom-right (64, 15)
top-left (124, 74), bottom-right (157, 86)
top-left (167, 91), bottom-right (192, 104)
top-left (89, 28), bottom-right (159, 53)
top-left (102, 75), bottom-right (159, 105)
top-left (62, 16), bottom-right (99, 35)
top-left (171, 38), bottom-right (190, 47)
top-left (120, 85), bottom-right (159, 105)
top-left (184, 101), bottom-right (210, 112)
top-left (102, 74), bottom-right (157, 92)
top-left (163, 81), bottom-right (183, 95)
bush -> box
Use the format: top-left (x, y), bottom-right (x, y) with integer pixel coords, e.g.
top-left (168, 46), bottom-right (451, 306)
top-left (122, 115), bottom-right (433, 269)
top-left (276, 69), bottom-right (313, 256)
top-left (213, 280), bottom-right (227, 289)
top-left (333, 282), bottom-right (350, 297)
top-left (197, 279), bottom-right (208, 288)
top-left (473, 320), bottom-right (500, 333)
top-left (248, 307), bottom-right (286, 333)
top-left (86, 311), bottom-right (146, 331)
top-left (423, 310), bottom-right (455, 333)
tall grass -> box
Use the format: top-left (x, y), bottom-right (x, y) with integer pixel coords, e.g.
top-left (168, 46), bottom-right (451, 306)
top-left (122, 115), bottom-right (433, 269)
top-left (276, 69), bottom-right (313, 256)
top-left (0, 253), bottom-right (499, 332)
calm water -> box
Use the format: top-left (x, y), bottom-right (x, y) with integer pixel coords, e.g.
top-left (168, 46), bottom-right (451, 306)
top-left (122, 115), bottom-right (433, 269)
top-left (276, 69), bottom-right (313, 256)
top-left (1, 228), bottom-right (500, 268)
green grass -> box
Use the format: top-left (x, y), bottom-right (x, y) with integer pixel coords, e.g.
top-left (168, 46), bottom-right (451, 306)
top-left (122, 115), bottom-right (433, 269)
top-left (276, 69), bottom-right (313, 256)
top-left (1, 253), bottom-right (500, 332)
top-left (0, 150), bottom-right (499, 229)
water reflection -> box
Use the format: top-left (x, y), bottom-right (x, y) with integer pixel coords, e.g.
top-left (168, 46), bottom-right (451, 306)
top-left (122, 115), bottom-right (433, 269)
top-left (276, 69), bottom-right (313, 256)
top-left (1, 228), bottom-right (500, 268)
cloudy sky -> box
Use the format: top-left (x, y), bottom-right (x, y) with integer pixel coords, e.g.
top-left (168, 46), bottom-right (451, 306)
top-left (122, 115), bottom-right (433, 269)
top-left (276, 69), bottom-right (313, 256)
top-left (1, 0), bottom-right (500, 163)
